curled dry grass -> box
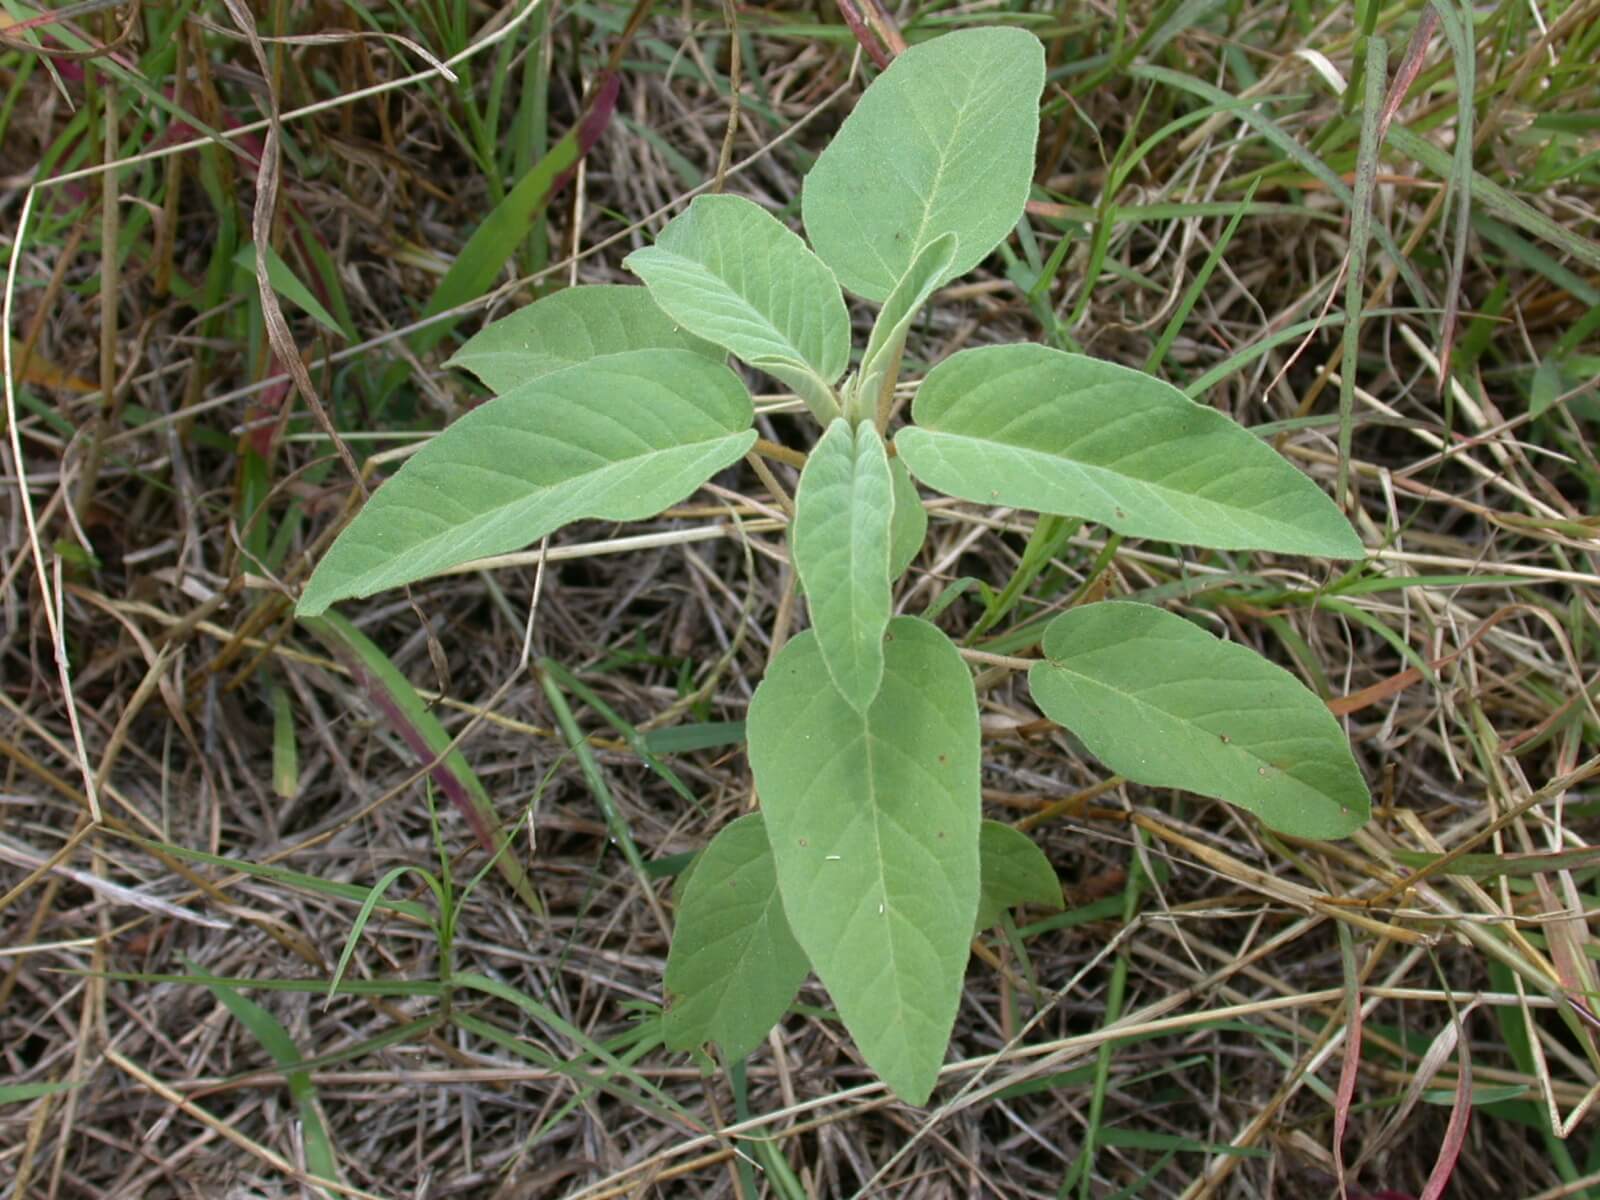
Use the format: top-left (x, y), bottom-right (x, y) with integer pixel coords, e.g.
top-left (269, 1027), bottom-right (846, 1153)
top-left (4, 1), bottom-right (1600, 1197)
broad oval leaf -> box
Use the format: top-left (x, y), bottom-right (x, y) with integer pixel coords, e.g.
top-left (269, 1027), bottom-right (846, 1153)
top-left (792, 420), bottom-right (894, 713)
top-left (1027, 602), bottom-right (1371, 839)
top-left (975, 820), bottom-right (1062, 932)
top-left (297, 350), bottom-right (756, 615)
top-left (663, 813), bottom-right (810, 1062)
top-left (445, 285), bottom-right (719, 394)
top-left (802, 28), bottom-right (1043, 302)
top-left (748, 616), bottom-right (981, 1104)
top-left (889, 456), bottom-right (926, 581)
top-left (896, 344), bottom-right (1364, 559)
top-left (625, 194), bottom-right (849, 385)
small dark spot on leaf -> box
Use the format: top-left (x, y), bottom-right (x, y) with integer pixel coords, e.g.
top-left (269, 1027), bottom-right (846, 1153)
top-left (1219, 733), bottom-right (1230, 743)
top-left (937, 753), bottom-right (948, 765)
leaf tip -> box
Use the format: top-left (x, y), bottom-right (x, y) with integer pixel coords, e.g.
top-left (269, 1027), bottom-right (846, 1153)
top-left (294, 591), bottom-right (331, 620)
top-left (1331, 525), bottom-right (1368, 561)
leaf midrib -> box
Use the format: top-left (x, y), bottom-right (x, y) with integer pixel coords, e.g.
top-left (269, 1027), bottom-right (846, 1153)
top-left (906, 60), bottom-right (1015, 272)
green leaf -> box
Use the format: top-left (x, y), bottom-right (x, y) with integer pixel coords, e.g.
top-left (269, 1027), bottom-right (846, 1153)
top-left (298, 350), bottom-right (756, 615)
top-left (413, 74), bottom-right (618, 355)
top-left (663, 813), bottom-right (811, 1062)
top-left (234, 242), bottom-right (348, 339)
top-left (1529, 357), bottom-right (1565, 419)
top-left (625, 194), bottom-right (849, 417)
top-left (188, 960), bottom-right (341, 1193)
top-left (1027, 602), bottom-right (1370, 839)
top-left (1387, 125), bottom-right (1600, 274)
top-left (445, 285), bottom-right (720, 394)
top-left (791, 419), bottom-right (895, 713)
top-left (641, 720), bottom-right (746, 755)
top-left (1390, 845), bottom-right (1600, 880)
top-left (896, 344), bottom-right (1363, 559)
top-left (748, 616), bottom-right (981, 1104)
top-left (270, 684), bottom-right (298, 800)
top-left (855, 232), bottom-right (959, 417)
top-left (976, 820), bottom-right (1062, 931)
top-left (802, 27), bottom-right (1044, 302)
top-left (121, 834), bottom-right (432, 920)
top-left (0, 1081), bottom-right (80, 1104)
top-left (888, 456), bottom-right (926, 581)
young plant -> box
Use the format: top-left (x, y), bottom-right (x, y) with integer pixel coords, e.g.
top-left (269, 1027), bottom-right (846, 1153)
top-left (296, 27), bottom-right (1371, 1104)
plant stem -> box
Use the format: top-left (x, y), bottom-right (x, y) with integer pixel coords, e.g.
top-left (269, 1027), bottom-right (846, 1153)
top-left (958, 648), bottom-right (1036, 673)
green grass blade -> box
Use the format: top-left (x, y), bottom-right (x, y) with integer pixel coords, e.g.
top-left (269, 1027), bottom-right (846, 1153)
top-left (0, 1082), bottom-right (80, 1104)
top-left (233, 242), bottom-right (346, 340)
top-left (1143, 179), bottom-right (1259, 374)
top-left (1133, 64), bottom-right (1433, 307)
top-left (1069, 842), bottom-right (1147, 1199)
top-left (270, 683), bottom-right (298, 800)
top-left (185, 958), bottom-right (342, 1194)
top-left (451, 973), bottom-right (697, 1126)
top-left (299, 612), bottom-right (543, 914)
top-left (116, 834), bottom-right (433, 922)
top-left (1340, 34), bottom-right (1387, 505)
top-left (1392, 846), bottom-right (1600, 880)
top-left (640, 721), bottom-right (746, 754)
top-left (97, 972), bottom-right (444, 998)
top-left (328, 864), bottom-right (445, 999)
top-left (1428, 0), bottom-right (1475, 375)
top-left (413, 73), bottom-right (619, 354)
top-left (1387, 124), bottom-right (1600, 272)
top-left (537, 659), bottom-right (704, 812)
top-left (969, 514), bottom-right (1079, 641)
top-left (536, 659), bottom-right (662, 907)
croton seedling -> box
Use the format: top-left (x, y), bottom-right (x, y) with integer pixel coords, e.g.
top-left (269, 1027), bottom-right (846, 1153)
top-left (297, 26), bottom-right (1370, 1104)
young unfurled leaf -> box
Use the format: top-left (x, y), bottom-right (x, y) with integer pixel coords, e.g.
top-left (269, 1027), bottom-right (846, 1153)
top-left (854, 233), bottom-right (958, 421)
top-left (791, 419), bottom-right (895, 713)
top-left (896, 344), bottom-right (1364, 559)
top-left (802, 27), bottom-right (1043, 302)
top-left (297, 350), bottom-right (756, 615)
top-left (663, 813), bottom-right (810, 1062)
top-left (445, 285), bottom-right (720, 394)
top-left (1028, 602), bottom-right (1371, 839)
top-left (748, 617), bottom-right (981, 1104)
